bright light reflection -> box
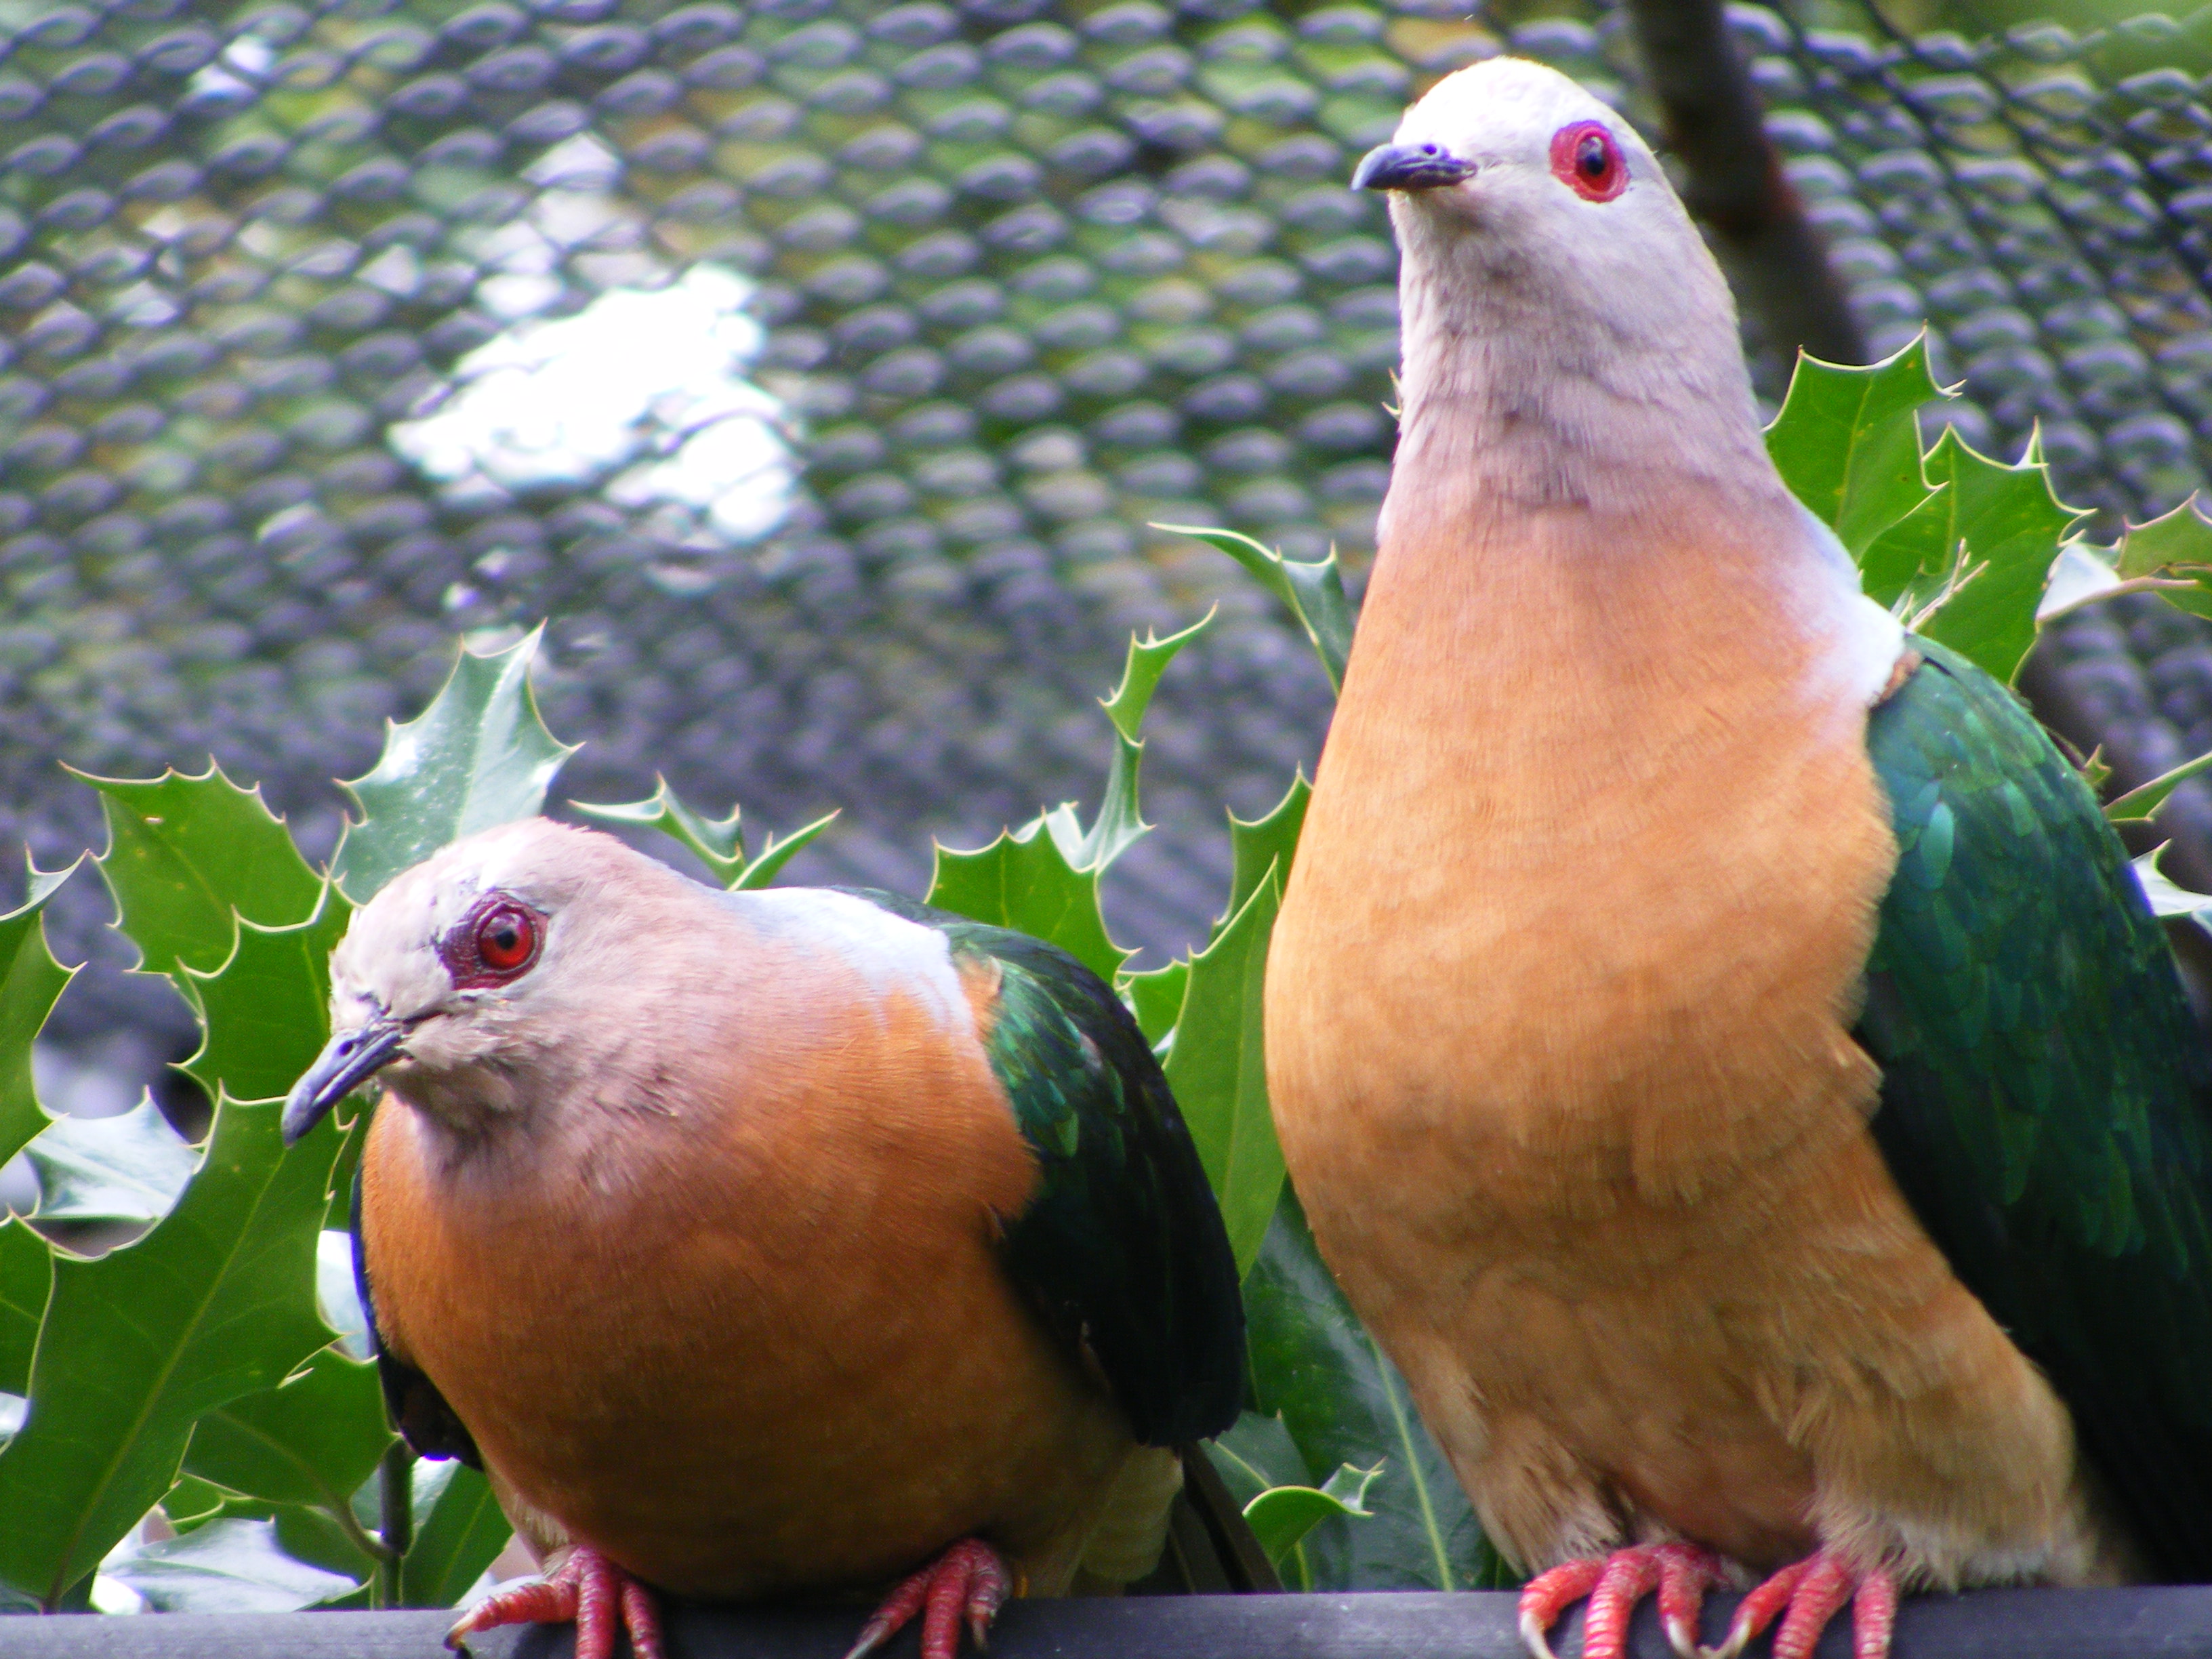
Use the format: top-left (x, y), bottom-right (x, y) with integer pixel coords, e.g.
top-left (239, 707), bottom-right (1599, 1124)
top-left (390, 264), bottom-right (794, 544)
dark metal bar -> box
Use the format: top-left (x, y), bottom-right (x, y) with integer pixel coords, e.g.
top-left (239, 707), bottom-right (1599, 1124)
top-left (16, 1587), bottom-right (2212, 1658)
top-left (1617, 0), bottom-right (1868, 366)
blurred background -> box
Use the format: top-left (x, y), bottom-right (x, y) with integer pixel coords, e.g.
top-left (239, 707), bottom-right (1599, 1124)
top-left (4, 0), bottom-right (2212, 1117)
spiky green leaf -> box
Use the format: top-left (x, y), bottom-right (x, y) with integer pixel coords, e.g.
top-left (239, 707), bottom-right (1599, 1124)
top-left (1122, 960), bottom-right (1189, 1047)
top-left (22, 1097), bottom-right (195, 1225)
top-left (2109, 751), bottom-right (2212, 824)
top-left (2118, 495), bottom-right (2212, 579)
top-left (1244, 1466), bottom-right (1381, 1566)
top-left (1223, 774), bottom-right (1310, 939)
top-left (574, 779), bottom-right (839, 891)
top-left (0, 860), bottom-right (76, 1169)
top-left (1876, 429), bottom-right (2084, 683)
top-left (182, 882), bottom-right (352, 1105)
top-left (1162, 525), bottom-right (1353, 693)
top-left (333, 626), bottom-right (579, 904)
top-left (0, 1097), bottom-right (351, 1609)
top-left (928, 808), bottom-right (1127, 982)
top-left (1244, 1191), bottom-right (1509, 1591)
top-left (79, 766), bottom-right (320, 989)
top-left (1766, 337), bottom-right (1944, 556)
top-left (1079, 615), bottom-right (1212, 874)
top-left (183, 1347), bottom-right (395, 1519)
top-left (1163, 867), bottom-right (1285, 1277)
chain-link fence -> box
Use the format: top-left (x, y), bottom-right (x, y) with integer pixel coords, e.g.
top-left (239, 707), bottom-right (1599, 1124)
top-left (5, 0), bottom-right (2212, 1052)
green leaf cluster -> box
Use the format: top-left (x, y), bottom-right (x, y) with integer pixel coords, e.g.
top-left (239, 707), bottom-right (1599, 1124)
top-left (0, 634), bottom-right (569, 1613)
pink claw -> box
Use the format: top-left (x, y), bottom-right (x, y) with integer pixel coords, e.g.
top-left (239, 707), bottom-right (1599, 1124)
top-left (447, 1543), bottom-right (665, 1659)
top-left (846, 1537), bottom-right (1016, 1659)
top-left (1702, 1548), bottom-right (1898, 1659)
top-left (1519, 1542), bottom-right (1720, 1659)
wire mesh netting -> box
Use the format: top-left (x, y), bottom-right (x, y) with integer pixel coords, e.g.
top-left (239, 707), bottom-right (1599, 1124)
top-left (5, 0), bottom-right (2212, 1048)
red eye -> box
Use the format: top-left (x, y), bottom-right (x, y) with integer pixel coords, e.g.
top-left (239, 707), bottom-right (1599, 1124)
top-left (474, 905), bottom-right (538, 975)
top-left (1550, 120), bottom-right (1626, 202)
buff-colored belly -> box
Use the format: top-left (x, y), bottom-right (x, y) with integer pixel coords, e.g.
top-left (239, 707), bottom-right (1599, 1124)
top-left (1265, 548), bottom-right (2124, 1588)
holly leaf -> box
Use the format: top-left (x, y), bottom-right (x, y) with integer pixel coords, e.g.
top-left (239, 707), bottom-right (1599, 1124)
top-left (21, 1097), bottom-right (195, 1225)
top-left (183, 1347), bottom-right (395, 1519)
top-left (1162, 525), bottom-right (1353, 693)
top-left (1242, 1190), bottom-right (1510, 1591)
top-left (1122, 960), bottom-right (1189, 1047)
top-left (101, 1517), bottom-right (359, 1613)
top-left (1077, 615), bottom-right (1212, 874)
top-left (400, 1460), bottom-right (510, 1607)
top-left (2110, 751), bottom-right (2212, 825)
top-left (333, 626), bottom-right (579, 904)
top-left (1866, 428), bottom-right (2085, 683)
top-left (0, 1096), bottom-right (352, 1609)
top-left (1765, 335), bottom-right (1945, 558)
top-left (2133, 846), bottom-right (2212, 940)
top-left (1244, 1465), bottom-right (1380, 1568)
top-left (0, 859), bottom-right (77, 1168)
top-left (573, 779), bottom-right (839, 890)
top-left (0, 1218), bottom-right (51, 1396)
top-left (182, 882), bottom-right (352, 1106)
top-left (928, 808), bottom-right (1128, 983)
top-left (1221, 774), bottom-right (1310, 941)
top-left (2116, 495), bottom-right (2212, 579)
top-left (1162, 867), bottom-right (1286, 1277)
top-left (77, 766), bottom-right (321, 990)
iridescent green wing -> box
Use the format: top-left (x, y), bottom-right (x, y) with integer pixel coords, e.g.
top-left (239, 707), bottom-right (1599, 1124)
top-left (1856, 637), bottom-right (2212, 1577)
top-left (848, 890), bottom-right (1244, 1447)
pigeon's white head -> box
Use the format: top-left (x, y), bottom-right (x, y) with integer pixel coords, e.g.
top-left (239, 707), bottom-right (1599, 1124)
top-left (282, 818), bottom-right (693, 1143)
top-left (1357, 58), bottom-right (1763, 483)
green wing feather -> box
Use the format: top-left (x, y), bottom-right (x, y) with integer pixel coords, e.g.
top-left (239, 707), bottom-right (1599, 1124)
top-left (848, 891), bottom-right (1245, 1448)
top-left (1856, 636), bottom-right (2212, 1577)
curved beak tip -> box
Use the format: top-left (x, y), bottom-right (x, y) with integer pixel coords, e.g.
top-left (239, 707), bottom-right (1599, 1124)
top-left (283, 1017), bottom-right (406, 1147)
top-left (1352, 142), bottom-right (1476, 192)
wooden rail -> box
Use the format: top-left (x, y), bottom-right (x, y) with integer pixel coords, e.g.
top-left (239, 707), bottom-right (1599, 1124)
top-left (14, 1588), bottom-right (2212, 1658)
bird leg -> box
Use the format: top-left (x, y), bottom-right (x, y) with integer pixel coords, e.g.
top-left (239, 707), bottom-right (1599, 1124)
top-left (1700, 1548), bottom-right (1898, 1659)
top-left (445, 1543), bottom-right (665, 1659)
top-left (845, 1537), bottom-right (1017, 1659)
top-left (1518, 1541), bottom-right (1719, 1659)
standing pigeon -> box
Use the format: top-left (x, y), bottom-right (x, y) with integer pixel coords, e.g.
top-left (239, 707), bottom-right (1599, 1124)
top-left (283, 817), bottom-right (1242, 1659)
top-left (1265, 54), bottom-right (2212, 1659)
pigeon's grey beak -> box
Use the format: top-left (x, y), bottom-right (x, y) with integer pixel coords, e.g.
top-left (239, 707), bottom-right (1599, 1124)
top-left (1352, 142), bottom-right (1476, 192)
top-left (283, 1015), bottom-right (406, 1146)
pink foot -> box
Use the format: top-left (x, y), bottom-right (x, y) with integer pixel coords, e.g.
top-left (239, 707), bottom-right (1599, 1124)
top-left (1702, 1549), bottom-right (1898, 1659)
top-left (1518, 1542), bottom-right (1719, 1659)
top-left (446, 1543), bottom-right (664, 1659)
top-left (846, 1538), bottom-right (1016, 1659)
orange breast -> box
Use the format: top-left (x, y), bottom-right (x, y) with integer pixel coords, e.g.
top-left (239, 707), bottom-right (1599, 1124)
top-left (361, 966), bottom-right (1131, 1598)
top-left (1263, 500), bottom-right (2073, 1574)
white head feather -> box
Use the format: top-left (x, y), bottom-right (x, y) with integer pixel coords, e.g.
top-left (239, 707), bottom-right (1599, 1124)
top-left (1364, 56), bottom-right (1903, 700)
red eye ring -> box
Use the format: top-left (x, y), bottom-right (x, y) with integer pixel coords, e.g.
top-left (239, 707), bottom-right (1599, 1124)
top-left (1549, 120), bottom-right (1626, 203)
top-left (454, 900), bottom-right (541, 983)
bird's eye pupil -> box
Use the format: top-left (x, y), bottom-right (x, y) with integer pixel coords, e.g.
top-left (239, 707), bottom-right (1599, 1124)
top-left (474, 905), bottom-right (537, 973)
top-left (1549, 121), bottom-right (1626, 202)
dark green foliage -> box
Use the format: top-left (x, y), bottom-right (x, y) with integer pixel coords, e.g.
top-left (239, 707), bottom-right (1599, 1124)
top-left (860, 892), bottom-right (1245, 1449)
top-left (1858, 636), bottom-right (2212, 1578)
top-left (1240, 1194), bottom-right (1508, 1591)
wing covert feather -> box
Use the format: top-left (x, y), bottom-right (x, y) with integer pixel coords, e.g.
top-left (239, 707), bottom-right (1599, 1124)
top-left (1856, 638), bottom-right (2212, 1577)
